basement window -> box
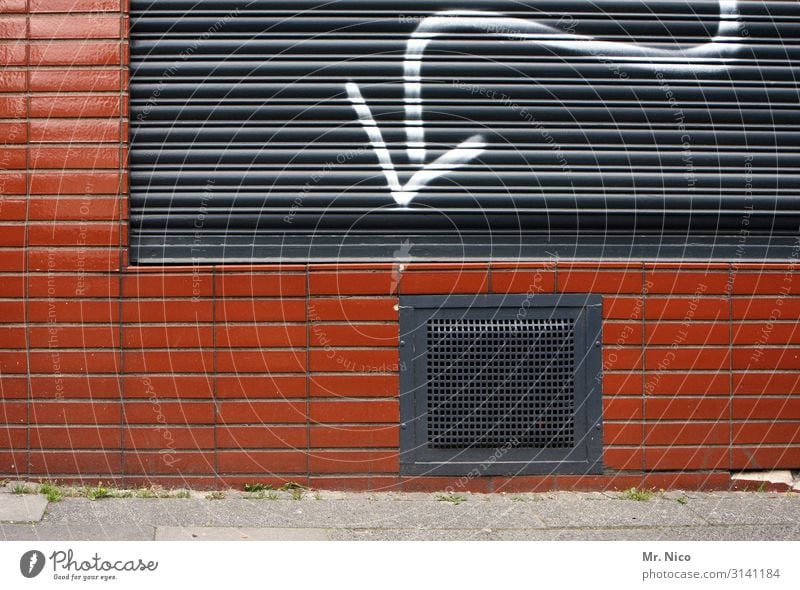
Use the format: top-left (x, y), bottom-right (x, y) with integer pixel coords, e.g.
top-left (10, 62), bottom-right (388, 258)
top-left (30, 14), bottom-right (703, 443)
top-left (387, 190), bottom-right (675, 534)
top-left (399, 294), bottom-right (603, 476)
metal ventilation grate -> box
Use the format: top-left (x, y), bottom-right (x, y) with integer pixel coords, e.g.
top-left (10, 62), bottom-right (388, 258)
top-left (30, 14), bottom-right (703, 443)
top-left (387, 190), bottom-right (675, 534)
top-left (427, 318), bottom-right (576, 449)
top-left (400, 295), bottom-right (602, 476)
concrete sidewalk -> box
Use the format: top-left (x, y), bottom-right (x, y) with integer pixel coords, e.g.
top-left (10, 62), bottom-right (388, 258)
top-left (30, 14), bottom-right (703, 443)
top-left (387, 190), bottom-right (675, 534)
top-left (1, 483), bottom-right (799, 541)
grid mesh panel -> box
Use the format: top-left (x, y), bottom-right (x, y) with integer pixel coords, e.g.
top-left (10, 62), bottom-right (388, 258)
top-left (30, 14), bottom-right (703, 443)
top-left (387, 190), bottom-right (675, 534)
top-left (426, 318), bottom-right (576, 449)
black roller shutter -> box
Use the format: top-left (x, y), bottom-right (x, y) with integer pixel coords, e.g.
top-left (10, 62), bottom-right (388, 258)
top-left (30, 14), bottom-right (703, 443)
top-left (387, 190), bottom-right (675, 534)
top-left (129, 0), bottom-right (800, 263)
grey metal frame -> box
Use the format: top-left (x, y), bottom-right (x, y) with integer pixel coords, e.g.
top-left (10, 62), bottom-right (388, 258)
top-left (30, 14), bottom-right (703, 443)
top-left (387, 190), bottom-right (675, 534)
top-left (399, 294), bottom-right (603, 476)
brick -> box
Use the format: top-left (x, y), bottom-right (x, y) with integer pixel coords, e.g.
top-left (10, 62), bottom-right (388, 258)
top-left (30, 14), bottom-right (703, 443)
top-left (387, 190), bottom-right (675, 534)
top-left (123, 425), bottom-right (214, 452)
top-left (29, 42), bottom-right (121, 66)
top-left (215, 375), bottom-right (306, 399)
top-left (0, 326), bottom-right (25, 348)
top-left (309, 348), bottom-right (399, 373)
top-left (733, 422), bottom-right (800, 444)
top-left (28, 223), bottom-right (120, 246)
top-left (556, 474), bottom-right (644, 492)
top-left (27, 197), bottom-right (121, 221)
top-left (29, 351), bottom-right (119, 374)
top-left (309, 323), bottom-right (398, 348)
top-left (400, 271), bottom-right (489, 295)
top-left (124, 451), bottom-right (215, 476)
top-left (29, 451), bottom-right (122, 475)
top-left (645, 422), bottom-right (728, 445)
top-left (0, 300), bottom-right (25, 322)
top-left (29, 299), bottom-right (119, 323)
top-left (0, 427), bottom-right (25, 448)
top-left (216, 350), bottom-right (305, 373)
top-left (645, 297), bottom-right (729, 321)
top-left (0, 0), bottom-right (26, 13)
top-left (400, 476), bottom-right (491, 493)
top-left (30, 15), bottom-right (121, 39)
top-left (29, 171), bottom-right (122, 195)
top-left (730, 272), bottom-right (800, 295)
top-left (30, 401), bottom-right (120, 424)
top-left (121, 299), bottom-right (212, 323)
top-left (644, 271), bottom-right (730, 294)
top-left (310, 476), bottom-right (400, 492)
top-left (215, 324), bottom-right (306, 348)
top-left (646, 397), bottom-right (729, 420)
top-left (30, 427), bottom-right (119, 449)
top-left (217, 298), bottom-right (306, 322)
top-left (603, 422), bottom-right (642, 446)
top-left (733, 398), bottom-right (800, 420)
top-left (309, 400), bottom-right (399, 423)
top-left (0, 248), bottom-right (24, 270)
top-left (0, 274), bottom-right (24, 297)
top-left (640, 472), bottom-right (732, 491)
top-left (602, 322), bottom-right (642, 346)
top-left (123, 350), bottom-right (213, 374)
top-left (604, 396), bottom-right (642, 420)
top-left (733, 372), bottom-right (800, 395)
top-left (0, 171), bottom-right (25, 194)
top-left (217, 425), bottom-right (306, 449)
top-left (731, 447), bottom-right (800, 470)
top-left (0, 351), bottom-right (27, 373)
top-left (732, 322), bottom-right (800, 345)
top-left (123, 325), bottom-right (213, 349)
top-left (123, 401), bottom-right (214, 425)
top-left (122, 273), bottom-right (213, 297)
top-left (215, 273), bottom-right (305, 297)
top-left (308, 298), bottom-right (397, 321)
top-left (309, 450), bottom-right (398, 474)
top-left (123, 375), bottom-right (213, 399)
top-left (0, 401), bottom-right (26, 423)
top-left (558, 270), bottom-right (642, 294)
top-left (217, 451), bottom-right (307, 474)
top-left (0, 95), bottom-right (25, 118)
top-left (0, 70), bottom-right (25, 92)
top-left (0, 15), bottom-right (25, 38)
top-left (603, 447), bottom-right (643, 470)
top-left (30, 146), bottom-right (120, 169)
top-left (602, 372), bottom-right (641, 395)
top-left (732, 298), bottom-right (800, 320)
top-left (27, 248), bottom-right (119, 272)
top-left (733, 347), bottom-right (800, 370)
top-left (30, 120), bottom-right (121, 143)
top-left (29, 325), bottom-right (119, 348)
top-left (30, 375), bottom-right (121, 398)
top-left (309, 374), bottom-right (398, 398)
top-left (602, 348), bottom-right (642, 370)
top-left (491, 476), bottom-right (555, 493)
top-left (29, 69), bottom-right (121, 92)
top-left (217, 401), bottom-right (307, 424)
top-left (645, 322), bottom-right (728, 345)
top-left (645, 347), bottom-right (729, 371)
top-left (310, 425), bottom-right (399, 448)
top-left (645, 372), bottom-right (729, 396)
top-left (645, 447), bottom-right (729, 470)
top-left (490, 269), bottom-right (556, 294)
top-left (309, 271), bottom-right (397, 295)
top-left (29, 0), bottom-right (121, 11)
top-left (0, 451), bottom-right (26, 475)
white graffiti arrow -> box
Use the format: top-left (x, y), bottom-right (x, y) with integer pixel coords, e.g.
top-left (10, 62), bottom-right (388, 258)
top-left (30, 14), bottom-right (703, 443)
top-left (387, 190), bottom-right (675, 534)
top-left (346, 0), bottom-right (743, 206)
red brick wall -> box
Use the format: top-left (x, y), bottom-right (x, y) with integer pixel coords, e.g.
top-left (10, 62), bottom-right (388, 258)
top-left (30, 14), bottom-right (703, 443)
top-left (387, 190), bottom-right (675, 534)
top-left (2, 1), bottom-right (799, 491)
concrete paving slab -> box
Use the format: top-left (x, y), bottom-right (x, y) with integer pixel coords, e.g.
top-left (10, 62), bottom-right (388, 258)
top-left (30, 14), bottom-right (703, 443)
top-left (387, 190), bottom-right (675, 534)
top-left (156, 527), bottom-right (331, 541)
top-left (329, 528), bottom-right (501, 541)
top-left (497, 525), bottom-right (800, 541)
top-left (0, 523), bottom-right (155, 541)
top-left (532, 493), bottom-right (706, 528)
top-left (40, 497), bottom-right (546, 530)
top-left (684, 493), bottom-right (800, 526)
top-left (0, 495), bottom-right (49, 523)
